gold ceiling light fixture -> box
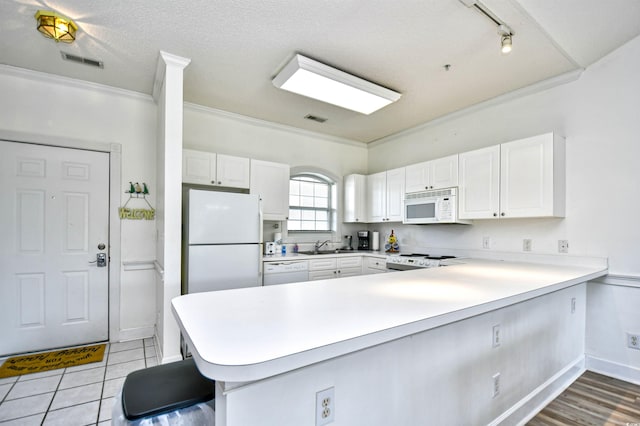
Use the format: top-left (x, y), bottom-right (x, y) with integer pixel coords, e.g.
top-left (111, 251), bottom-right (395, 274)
top-left (34, 10), bottom-right (78, 43)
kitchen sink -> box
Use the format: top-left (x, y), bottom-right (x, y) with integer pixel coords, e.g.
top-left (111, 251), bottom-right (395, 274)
top-left (297, 249), bottom-right (357, 255)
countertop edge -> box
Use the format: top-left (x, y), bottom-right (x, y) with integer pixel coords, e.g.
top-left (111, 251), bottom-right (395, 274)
top-left (176, 266), bottom-right (608, 383)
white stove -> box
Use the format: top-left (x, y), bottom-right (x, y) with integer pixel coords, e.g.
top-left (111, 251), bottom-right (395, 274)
top-left (385, 253), bottom-right (457, 271)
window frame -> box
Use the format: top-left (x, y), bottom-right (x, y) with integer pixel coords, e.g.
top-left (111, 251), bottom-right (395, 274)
top-left (287, 172), bottom-right (335, 233)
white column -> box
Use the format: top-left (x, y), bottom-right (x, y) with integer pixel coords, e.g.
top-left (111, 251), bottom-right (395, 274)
top-left (153, 51), bottom-right (190, 363)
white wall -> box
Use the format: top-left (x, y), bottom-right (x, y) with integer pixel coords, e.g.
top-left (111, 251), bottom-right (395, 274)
top-left (0, 66), bottom-right (158, 342)
top-left (368, 35), bottom-right (640, 276)
top-left (368, 35), bottom-right (640, 379)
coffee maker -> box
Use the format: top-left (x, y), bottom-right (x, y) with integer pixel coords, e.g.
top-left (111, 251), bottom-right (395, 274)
top-left (357, 230), bottom-right (371, 250)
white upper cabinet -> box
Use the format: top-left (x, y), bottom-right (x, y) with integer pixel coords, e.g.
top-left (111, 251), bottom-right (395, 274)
top-left (500, 133), bottom-right (565, 218)
top-left (343, 174), bottom-right (367, 223)
top-left (182, 149), bottom-right (250, 189)
top-left (216, 154), bottom-right (251, 188)
top-left (459, 133), bottom-right (565, 219)
top-left (366, 167), bottom-right (405, 223)
top-left (405, 154), bottom-right (458, 193)
top-left (250, 159), bottom-right (290, 221)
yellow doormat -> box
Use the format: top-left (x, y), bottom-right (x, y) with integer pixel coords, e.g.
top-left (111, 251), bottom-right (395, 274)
top-left (0, 344), bottom-right (106, 378)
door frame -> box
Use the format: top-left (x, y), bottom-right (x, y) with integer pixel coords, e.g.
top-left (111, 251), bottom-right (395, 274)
top-left (0, 129), bottom-right (122, 343)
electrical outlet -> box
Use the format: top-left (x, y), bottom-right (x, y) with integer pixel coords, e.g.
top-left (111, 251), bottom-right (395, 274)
top-left (571, 297), bottom-right (576, 314)
top-left (483, 236), bottom-right (491, 249)
top-left (492, 373), bottom-right (501, 398)
top-left (558, 240), bottom-right (569, 253)
top-left (628, 333), bottom-right (640, 350)
top-left (492, 324), bottom-right (501, 348)
top-left (316, 387), bottom-right (335, 426)
top-left (523, 239), bottom-right (532, 252)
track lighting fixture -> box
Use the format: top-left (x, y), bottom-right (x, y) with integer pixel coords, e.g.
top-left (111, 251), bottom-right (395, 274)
top-left (498, 25), bottom-right (513, 54)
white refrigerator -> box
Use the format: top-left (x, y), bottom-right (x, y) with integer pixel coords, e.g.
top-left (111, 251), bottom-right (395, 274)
top-left (184, 189), bottom-right (262, 294)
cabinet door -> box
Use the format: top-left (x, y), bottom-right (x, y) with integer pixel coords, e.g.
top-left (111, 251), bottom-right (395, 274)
top-left (431, 155), bottom-right (458, 189)
top-left (183, 149), bottom-right (216, 185)
top-left (217, 154), bottom-right (250, 189)
top-left (385, 167), bottom-right (405, 222)
top-left (366, 171), bottom-right (387, 223)
top-left (405, 161), bottom-right (431, 193)
top-left (250, 159), bottom-right (290, 221)
top-left (500, 134), bottom-right (561, 218)
top-left (458, 145), bottom-right (500, 219)
top-left (343, 174), bottom-right (367, 223)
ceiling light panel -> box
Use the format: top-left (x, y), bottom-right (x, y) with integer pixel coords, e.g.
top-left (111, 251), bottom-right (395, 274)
top-left (273, 54), bottom-right (401, 115)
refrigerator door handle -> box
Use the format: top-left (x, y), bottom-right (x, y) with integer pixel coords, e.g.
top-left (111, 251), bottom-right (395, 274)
top-left (258, 198), bottom-right (264, 283)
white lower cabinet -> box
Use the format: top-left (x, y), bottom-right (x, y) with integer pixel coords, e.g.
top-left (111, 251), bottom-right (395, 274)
top-left (363, 256), bottom-right (387, 274)
top-left (308, 256), bottom-right (362, 281)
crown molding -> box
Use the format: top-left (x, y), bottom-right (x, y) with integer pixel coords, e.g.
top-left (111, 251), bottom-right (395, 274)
top-left (184, 102), bottom-right (366, 148)
top-left (369, 69), bottom-right (584, 148)
top-left (0, 64), bottom-right (155, 103)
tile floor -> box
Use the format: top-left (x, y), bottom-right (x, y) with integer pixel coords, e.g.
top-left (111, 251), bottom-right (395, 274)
top-left (0, 338), bottom-right (158, 425)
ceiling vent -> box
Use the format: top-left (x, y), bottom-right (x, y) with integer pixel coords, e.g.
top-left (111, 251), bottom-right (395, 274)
top-left (304, 114), bottom-right (327, 123)
top-left (60, 51), bottom-right (104, 69)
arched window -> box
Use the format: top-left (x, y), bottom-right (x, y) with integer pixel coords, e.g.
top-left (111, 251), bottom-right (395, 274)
top-left (288, 173), bottom-right (335, 232)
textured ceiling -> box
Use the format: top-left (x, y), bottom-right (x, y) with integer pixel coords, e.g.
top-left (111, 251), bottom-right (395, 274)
top-left (2, 0), bottom-right (640, 143)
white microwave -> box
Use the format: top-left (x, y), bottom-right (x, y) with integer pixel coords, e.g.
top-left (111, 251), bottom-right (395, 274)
top-left (403, 187), bottom-right (470, 225)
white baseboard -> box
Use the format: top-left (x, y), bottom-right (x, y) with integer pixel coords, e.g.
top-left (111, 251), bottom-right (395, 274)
top-left (153, 327), bottom-right (183, 365)
top-left (116, 326), bottom-right (155, 342)
top-left (585, 355), bottom-right (640, 386)
top-left (489, 355), bottom-right (585, 426)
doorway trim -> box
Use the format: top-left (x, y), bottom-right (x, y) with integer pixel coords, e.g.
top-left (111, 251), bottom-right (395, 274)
top-left (0, 129), bottom-right (122, 343)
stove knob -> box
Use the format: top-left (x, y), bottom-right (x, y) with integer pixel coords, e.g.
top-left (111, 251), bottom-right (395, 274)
top-left (417, 260), bottom-right (425, 266)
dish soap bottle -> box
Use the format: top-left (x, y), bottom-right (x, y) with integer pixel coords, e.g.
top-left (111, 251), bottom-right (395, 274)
top-left (293, 243), bottom-right (299, 254)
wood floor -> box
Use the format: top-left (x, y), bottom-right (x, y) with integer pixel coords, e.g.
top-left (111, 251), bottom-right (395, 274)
top-left (527, 371), bottom-right (640, 426)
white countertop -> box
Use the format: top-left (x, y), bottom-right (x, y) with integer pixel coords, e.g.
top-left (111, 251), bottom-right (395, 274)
top-left (172, 259), bottom-right (607, 383)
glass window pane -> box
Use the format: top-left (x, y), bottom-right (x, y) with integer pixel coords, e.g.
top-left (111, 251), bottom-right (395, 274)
top-left (302, 221), bottom-right (316, 230)
top-left (300, 181), bottom-right (314, 196)
top-left (289, 194), bottom-right (299, 206)
top-left (289, 181), bottom-right (299, 195)
top-left (288, 221), bottom-right (300, 231)
top-left (316, 211), bottom-right (328, 221)
top-left (300, 196), bottom-right (314, 207)
top-left (315, 198), bottom-right (328, 208)
top-left (316, 222), bottom-right (329, 231)
top-left (315, 184), bottom-right (328, 197)
top-left (301, 210), bottom-right (315, 221)
top-left (289, 209), bottom-right (301, 220)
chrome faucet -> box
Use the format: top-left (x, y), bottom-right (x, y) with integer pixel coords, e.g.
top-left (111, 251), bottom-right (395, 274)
top-left (314, 240), bottom-right (331, 252)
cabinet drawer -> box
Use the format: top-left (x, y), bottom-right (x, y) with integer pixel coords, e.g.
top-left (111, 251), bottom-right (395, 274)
top-left (309, 257), bottom-right (337, 271)
top-left (308, 270), bottom-right (338, 281)
top-left (337, 256), bottom-right (362, 268)
top-left (365, 256), bottom-right (387, 271)
top-left (338, 267), bottom-right (362, 278)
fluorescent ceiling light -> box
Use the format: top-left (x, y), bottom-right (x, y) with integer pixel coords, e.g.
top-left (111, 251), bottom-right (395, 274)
top-left (272, 54), bottom-right (401, 115)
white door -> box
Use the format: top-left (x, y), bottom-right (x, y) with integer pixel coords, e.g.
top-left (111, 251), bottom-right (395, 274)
top-left (0, 141), bottom-right (109, 356)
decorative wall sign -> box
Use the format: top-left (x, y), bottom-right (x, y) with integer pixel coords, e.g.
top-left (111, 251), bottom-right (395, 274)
top-left (119, 182), bottom-right (155, 220)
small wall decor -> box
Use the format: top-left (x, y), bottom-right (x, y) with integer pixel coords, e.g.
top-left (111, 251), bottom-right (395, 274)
top-left (119, 182), bottom-right (155, 220)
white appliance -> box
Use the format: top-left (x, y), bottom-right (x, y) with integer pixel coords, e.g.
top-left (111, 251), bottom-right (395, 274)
top-left (263, 261), bottom-right (309, 285)
top-left (183, 189), bottom-right (262, 294)
top-left (403, 187), bottom-right (470, 225)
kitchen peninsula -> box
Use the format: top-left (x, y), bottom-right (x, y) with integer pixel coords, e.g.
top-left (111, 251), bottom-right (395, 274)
top-left (172, 258), bottom-right (607, 425)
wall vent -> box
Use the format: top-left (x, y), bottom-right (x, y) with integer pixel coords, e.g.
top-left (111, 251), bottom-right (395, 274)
top-left (304, 114), bottom-right (327, 123)
top-left (61, 52), bottom-right (104, 69)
